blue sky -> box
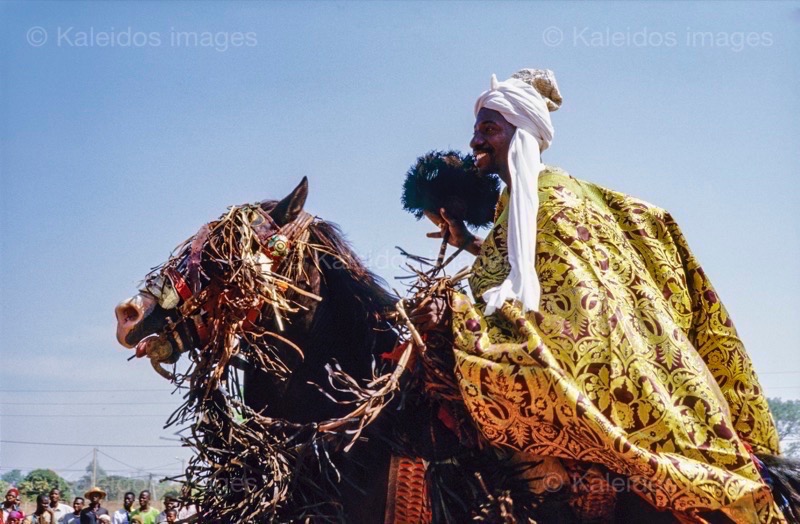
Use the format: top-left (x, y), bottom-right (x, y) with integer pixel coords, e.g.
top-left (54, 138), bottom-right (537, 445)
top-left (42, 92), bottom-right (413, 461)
top-left (1, 1), bottom-right (798, 481)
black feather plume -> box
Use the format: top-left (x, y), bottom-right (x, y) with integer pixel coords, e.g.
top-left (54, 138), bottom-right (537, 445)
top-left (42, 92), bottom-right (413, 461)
top-left (401, 150), bottom-right (500, 229)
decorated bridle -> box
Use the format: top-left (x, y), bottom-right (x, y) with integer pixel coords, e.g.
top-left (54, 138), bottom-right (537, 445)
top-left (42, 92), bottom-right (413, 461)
top-left (137, 204), bottom-right (318, 379)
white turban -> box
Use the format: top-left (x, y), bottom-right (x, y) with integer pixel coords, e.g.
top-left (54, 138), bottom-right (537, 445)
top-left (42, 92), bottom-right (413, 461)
top-left (474, 70), bottom-right (558, 315)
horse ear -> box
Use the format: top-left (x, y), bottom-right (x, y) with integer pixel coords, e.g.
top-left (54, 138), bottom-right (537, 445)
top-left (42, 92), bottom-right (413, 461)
top-left (270, 177), bottom-right (309, 226)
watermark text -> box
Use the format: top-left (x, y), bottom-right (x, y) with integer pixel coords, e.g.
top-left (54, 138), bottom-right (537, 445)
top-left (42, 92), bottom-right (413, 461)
top-left (27, 26), bottom-right (258, 52)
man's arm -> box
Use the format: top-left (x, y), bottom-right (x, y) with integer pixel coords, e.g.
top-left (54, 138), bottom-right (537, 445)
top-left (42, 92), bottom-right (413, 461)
top-left (459, 234), bottom-right (483, 256)
top-left (424, 208), bottom-right (483, 256)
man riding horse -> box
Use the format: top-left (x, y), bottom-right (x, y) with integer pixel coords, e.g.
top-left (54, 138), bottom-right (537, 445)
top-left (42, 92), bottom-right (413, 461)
top-left (114, 68), bottom-right (795, 523)
top-left (410, 69), bottom-right (784, 523)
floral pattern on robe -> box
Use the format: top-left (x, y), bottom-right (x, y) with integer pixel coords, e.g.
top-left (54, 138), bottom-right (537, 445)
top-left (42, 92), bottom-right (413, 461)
top-left (450, 167), bottom-right (782, 523)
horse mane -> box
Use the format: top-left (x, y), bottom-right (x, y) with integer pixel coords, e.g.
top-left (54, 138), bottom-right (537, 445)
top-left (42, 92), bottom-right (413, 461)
top-left (260, 200), bottom-right (398, 371)
top-left (310, 220), bottom-right (397, 315)
top-left (306, 219), bottom-right (398, 367)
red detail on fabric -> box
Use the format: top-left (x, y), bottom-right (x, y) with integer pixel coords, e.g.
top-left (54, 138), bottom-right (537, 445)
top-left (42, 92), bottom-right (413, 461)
top-left (437, 406), bottom-right (459, 435)
top-left (739, 439), bottom-right (765, 472)
top-left (381, 340), bottom-right (418, 371)
top-left (166, 267), bottom-right (193, 301)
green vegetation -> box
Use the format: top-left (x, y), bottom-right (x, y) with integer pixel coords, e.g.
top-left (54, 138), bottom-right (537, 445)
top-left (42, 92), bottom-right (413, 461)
top-left (1, 470), bottom-right (24, 485)
top-left (18, 469), bottom-right (71, 500)
top-left (768, 397), bottom-right (800, 457)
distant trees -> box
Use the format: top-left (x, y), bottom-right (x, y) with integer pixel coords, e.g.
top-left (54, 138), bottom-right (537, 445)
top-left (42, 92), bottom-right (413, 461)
top-left (1, 470), bottom-right (24, 486)
top-left (72, 462), bottom-right (108, 495)
top-left (0, 470), bottom-right (24, 496)
top-left (18, 469), bottom-right (71, 500)
top-left (768, 397), bottom-right (800, 457)
top-left (71, 460), bottom-right (180, 502)
top-left (102, 475), bottom-right (151, 500)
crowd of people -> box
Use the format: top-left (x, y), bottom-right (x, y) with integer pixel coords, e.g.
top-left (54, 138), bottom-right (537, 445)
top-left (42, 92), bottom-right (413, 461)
top-left (1, 487), bottom-right (197, 524)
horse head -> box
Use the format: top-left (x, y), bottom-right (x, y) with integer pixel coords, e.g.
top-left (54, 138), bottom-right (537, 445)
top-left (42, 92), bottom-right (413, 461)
top-left (115, 177), bottom-right (396, 419)
top-left (114, 178), bottom-right (413, 521)
top-left (116, 177), bottom-right (307, 367)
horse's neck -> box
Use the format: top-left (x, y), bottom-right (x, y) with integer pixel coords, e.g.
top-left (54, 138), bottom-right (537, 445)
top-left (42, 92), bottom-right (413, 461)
top-left (291, 262), bottom-right (396, 404)
top-left (306, 248), bottom-right (396, 371)
top-left (245, 252), bottom-right (397, 422)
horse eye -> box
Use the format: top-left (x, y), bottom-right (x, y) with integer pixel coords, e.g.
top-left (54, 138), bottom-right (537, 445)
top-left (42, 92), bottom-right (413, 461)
top-left (142, 274), bottom-right (165, 297)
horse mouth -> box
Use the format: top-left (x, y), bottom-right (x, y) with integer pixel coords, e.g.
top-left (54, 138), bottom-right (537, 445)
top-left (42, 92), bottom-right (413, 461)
top-left (135, 334), bottom-right (176, 362)
top-left (115, 292), bottom-right (170, 348)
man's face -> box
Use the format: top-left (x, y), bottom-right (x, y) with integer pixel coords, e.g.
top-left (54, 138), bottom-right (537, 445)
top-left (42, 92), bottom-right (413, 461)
top-left (50, 490), bottom-right (60, 504)
top-left (139, 492), bottom-right (150, 508)
top-left (4, 492), bottom-right (15, 504)
top-left (37, 495), bottom-right (50, 510)
top-left (165, 499), bottom-right (178, 510)
top-left (470, 108), bottom-right (516, 179)
top-left (124, 493), bottom-right (135, 509)
top-left (73, 498), bottom-right (84, 513)
top-left (165, 511), bottom-right (177, 523)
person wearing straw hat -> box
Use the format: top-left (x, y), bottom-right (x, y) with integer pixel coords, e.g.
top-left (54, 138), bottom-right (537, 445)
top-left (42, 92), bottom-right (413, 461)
top-left (412, 69), bottom-right (783, 522)
top-left (79, 488), bottom-right (108, 524)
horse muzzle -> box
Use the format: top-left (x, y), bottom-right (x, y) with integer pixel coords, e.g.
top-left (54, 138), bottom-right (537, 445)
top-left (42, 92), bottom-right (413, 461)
top-left (116, 292), bottom-right (186, 380)
top-left (115, 292), bottom-right (163, 348)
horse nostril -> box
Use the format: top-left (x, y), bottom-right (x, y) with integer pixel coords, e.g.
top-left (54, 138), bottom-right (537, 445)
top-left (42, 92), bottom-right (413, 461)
top-left (117, 303), bottom-right (141, 324)
top-left (116, 300), bottom-right (142, 348)
top-left (115, 294), bottom-right (157, 348)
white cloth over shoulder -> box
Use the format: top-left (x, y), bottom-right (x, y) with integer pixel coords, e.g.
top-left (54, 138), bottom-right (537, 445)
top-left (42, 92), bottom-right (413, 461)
top-left (474, 72), bottom-right (556, 315)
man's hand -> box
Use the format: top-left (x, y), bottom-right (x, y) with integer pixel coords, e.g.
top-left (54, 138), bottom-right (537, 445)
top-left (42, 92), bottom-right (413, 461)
top-left (424, 208), bottom-right (483, 256)
top-left (409, 295), bottom-right (450, 333)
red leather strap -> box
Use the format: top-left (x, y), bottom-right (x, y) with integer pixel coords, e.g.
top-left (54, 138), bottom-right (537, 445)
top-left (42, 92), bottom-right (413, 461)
top-left (166, 267), bottom-right (193, 302)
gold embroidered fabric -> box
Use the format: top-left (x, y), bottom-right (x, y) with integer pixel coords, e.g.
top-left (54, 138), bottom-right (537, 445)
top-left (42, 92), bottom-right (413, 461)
top-left (450, 167), bottom-right (782, 522)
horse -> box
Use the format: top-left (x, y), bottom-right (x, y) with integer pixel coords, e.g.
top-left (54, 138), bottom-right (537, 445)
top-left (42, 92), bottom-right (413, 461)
top-left (115, 177), bottom-right (415, 522)
top-left (115, 178), bottom-right (800, 523)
